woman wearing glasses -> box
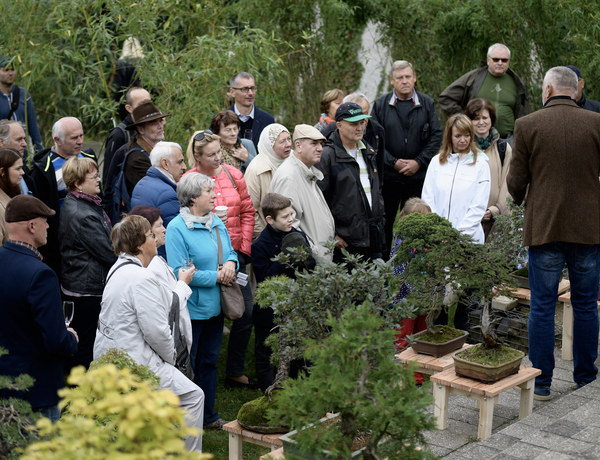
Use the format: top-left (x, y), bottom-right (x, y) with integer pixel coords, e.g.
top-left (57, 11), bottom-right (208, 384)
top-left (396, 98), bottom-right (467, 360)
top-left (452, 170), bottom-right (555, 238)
top-left (184, 130), bottom-right (257, 389)
top-left (58, 156), bottom-right (117, 370)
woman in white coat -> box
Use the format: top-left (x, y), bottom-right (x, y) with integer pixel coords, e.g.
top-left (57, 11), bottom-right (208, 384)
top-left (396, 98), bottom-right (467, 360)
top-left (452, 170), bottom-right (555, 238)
top-left (94, 215), bottom-right (205, 453)
top-left (421, 113), bottom-right (491, 244)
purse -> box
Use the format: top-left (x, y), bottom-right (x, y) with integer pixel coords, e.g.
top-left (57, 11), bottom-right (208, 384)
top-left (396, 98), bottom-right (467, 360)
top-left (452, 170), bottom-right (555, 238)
top-left (168, 294), bottom-right (194, 380)
top-left (215, 226), bottom-right (245, 320)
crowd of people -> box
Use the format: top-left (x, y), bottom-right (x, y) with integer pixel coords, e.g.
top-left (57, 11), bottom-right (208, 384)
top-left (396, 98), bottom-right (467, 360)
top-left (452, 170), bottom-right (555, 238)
top-left (2, 42), bottom-right (600, 452)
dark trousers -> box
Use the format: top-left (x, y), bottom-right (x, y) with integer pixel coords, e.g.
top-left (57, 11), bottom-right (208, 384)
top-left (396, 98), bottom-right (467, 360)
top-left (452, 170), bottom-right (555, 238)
top-left (226, 256), bottom-right (254, 378)
top-left (382, 180), bottom-right (424, 258)
top-left (63, 294), bottom-right (101, 372)
top-left (191, 314), bottom-right (224, 425)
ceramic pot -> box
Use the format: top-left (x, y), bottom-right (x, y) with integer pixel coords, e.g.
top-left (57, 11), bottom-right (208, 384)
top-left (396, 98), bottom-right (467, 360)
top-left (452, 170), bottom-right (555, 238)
top-left (410, 328), bottom-right (468, 358)
top-left (453, 344), bottom-right (524, 383)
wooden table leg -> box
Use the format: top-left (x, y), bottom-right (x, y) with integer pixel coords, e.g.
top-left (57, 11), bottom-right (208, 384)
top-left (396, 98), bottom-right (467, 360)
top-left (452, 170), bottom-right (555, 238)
top-left (433, 382), bottom-right (449, 430)
top-left (518, 378), bottom-right (535, 419)
top-left (228, 432), bottom-right (243, 460)
top-left (477, 395), bottom-right (495, 440)
top-left (562, 302), bottom-right (573, 361)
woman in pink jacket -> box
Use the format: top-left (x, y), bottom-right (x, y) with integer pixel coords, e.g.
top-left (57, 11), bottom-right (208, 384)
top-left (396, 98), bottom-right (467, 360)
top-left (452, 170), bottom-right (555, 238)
top-left (185, 130), bottom-right (257, 388)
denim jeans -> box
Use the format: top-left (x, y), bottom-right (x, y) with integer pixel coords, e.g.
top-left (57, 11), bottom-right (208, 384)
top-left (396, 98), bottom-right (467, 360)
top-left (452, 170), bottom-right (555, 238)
top-left (226, 255), bottom-right (254, 378)
top-left (190, 314), bottom-right (224, 425)
top-left (36, 404), bottom-right (61, 422)
top-left (528, 242), bottom-right (600, 388)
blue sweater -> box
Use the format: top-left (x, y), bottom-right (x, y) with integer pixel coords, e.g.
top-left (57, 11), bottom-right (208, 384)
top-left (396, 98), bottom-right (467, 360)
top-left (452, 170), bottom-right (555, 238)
top-left (166, 214), bottom-right (238, 320)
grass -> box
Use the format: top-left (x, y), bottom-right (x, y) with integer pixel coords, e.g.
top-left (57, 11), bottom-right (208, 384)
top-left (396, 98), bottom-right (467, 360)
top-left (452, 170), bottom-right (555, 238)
top-left (203, 324), bottom-right (272, 459)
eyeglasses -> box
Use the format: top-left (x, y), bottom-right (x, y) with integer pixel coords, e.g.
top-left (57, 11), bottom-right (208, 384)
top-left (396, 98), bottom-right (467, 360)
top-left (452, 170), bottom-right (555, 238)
top-left (193, 129), bottom-right (213, 153)
top-left (146, 232), bottom-right (156, 239)
top-left (491, 58), bottom-right (509, 63)
top-left (231, 86), bottom-right (257, 94)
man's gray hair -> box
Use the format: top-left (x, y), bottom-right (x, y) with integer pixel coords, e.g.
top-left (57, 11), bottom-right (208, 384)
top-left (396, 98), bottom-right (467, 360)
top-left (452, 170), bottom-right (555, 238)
top-left (177, 172), bottom-right (214, 208)
top-left (543, 66), bottom-right (578, 97)
top-left (343, 92), bottom-right (369, 108)
top-left (150, 141), bottom-right (182, 167)
top-left (390, 60), bottom-right (414, 76)
top-left (230, 72), bottom-right (255, 87)
top-left (487, 43), bottom-right (511, 59)
top-left (0, 119), bottom-right (24, 144)
top-left (52, 117), bottom-right (81, 147)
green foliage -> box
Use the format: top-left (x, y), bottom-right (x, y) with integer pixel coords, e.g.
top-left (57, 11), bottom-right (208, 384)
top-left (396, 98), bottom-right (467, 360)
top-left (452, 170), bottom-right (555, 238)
top-left (89, 347), bottom-right (160, 387)
top-left (255, 252), bottom-right (412, 388)
top-left (487, 198), bottom-right (527, 270)
top-left (21, 365), bottom-right (210, 459)
top-left (269, 302), bottom-right (435, 459)
top-left (393, 212), bottom-right (515, 331)
top-left (237, 392), bottom-right (287, 430)
top-left (0, 348), bottom-right (39, 459)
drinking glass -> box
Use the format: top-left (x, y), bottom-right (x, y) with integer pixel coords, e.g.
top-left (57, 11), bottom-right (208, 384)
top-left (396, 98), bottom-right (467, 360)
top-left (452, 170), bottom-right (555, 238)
top-left (63, 301), bottom-right (74, 327)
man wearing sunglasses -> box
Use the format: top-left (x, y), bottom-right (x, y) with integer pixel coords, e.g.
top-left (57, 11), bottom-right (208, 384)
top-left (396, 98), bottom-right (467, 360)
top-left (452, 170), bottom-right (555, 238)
top-left (227, 72), bottom-right (274, 150)
top-left (439, 43), bottom-right (530, 141)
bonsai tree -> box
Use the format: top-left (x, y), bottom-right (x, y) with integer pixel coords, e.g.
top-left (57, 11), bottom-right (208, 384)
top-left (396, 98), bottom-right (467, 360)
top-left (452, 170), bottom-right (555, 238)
top-left (269, 301), bottom-right (435, 459)
top-left (393, 212), bottom-right (515, 346)
top-left (486, 198), bottom-right (527, 271)
top-left (254, 251), bottom-right (412, 393)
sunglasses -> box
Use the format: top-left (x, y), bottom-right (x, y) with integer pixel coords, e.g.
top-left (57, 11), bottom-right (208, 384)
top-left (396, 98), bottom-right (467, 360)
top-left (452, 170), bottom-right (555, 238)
top-left (193, 129), bottom-right (213, 152)
top-left (491, 58), bottom-right (509, 63)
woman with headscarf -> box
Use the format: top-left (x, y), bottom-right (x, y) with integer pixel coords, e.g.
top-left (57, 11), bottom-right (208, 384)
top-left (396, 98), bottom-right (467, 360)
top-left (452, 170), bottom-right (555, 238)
top-left (243, 123), bottom-right (292, 240)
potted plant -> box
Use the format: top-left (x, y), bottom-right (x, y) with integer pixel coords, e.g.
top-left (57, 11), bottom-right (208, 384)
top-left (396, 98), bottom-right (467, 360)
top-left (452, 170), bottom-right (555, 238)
top-left (393, 212), bottom-right (516, 360)
top-left (271, 302), bottom-right (435, 459)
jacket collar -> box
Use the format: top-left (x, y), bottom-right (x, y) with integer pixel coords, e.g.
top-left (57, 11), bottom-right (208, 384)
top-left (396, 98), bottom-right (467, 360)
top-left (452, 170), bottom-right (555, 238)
top-left (289, 153), bottom-right (324, 182)
top-left (327, 130), bottom-right (375, 163)
top-left (543, 96), bottom-right (577, 108)
top-left (147, 166), bottom-right (177, 187)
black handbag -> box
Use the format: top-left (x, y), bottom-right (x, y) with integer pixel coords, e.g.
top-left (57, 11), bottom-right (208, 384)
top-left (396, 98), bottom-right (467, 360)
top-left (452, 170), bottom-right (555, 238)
top-left (168, 294), bottom-right (194, 380)
top-left (215, 227), bottom-right (245, 320)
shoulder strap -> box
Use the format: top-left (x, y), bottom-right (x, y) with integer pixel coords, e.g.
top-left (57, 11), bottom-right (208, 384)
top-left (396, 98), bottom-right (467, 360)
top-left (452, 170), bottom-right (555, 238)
top-left (105, 260), bottom-right (137, 284)
top-left (221, 165), bottom-right (237, 190)
top-left (497, 139), bottom-right (507, 166)
top-left (215, 226), bottom-right (224, 268)
top-left (7, 86), bottom-right (20, 119)
top-left (168, 290), bottom-right (180, 330)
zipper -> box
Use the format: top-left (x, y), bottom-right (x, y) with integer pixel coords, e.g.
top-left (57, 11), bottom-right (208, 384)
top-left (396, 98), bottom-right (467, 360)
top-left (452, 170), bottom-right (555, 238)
top-left (447, 155), bottom-right (460, 220)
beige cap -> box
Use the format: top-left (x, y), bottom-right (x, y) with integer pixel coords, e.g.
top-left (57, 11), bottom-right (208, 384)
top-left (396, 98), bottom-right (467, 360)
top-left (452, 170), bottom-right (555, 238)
top-left (292, 124), bottom-right (326, 143)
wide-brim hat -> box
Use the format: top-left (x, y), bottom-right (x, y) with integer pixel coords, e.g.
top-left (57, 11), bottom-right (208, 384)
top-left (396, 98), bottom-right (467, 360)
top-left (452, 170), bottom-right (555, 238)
top-left (127, 101), bottom-right (169, 129)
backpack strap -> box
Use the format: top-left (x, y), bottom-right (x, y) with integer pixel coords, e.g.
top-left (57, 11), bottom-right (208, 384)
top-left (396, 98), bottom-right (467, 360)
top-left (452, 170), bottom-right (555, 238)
top-left (6, 86), bottom-right (20, 119)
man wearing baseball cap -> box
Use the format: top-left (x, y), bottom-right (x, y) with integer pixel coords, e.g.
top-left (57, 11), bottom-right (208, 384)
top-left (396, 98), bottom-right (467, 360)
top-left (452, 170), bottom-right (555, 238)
top-left (270, 124), bottom-right (335, 264)
top-left (0, 195), bottom-right (78, 421)
top-left (316, 102), bottom-right (384, 262)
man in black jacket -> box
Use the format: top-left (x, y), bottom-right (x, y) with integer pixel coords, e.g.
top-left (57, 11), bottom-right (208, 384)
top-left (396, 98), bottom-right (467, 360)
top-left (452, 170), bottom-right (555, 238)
top-left (316, 102), bottom-right (384, 262)
top-left (371, 60), bottom-right (442, 257)
top-left (566, 65), bottom-right (600, 113)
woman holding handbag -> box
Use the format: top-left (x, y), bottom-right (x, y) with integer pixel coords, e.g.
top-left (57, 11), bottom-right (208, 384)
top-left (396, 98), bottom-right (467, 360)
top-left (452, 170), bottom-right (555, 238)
top-left (184, 130), bottom-right (257, 389)
top-left (166, 172), bottom-right (238, 430)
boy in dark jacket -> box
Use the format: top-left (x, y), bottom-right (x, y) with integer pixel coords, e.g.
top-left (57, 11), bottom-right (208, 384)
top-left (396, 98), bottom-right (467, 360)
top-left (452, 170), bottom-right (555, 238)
top-left (251, 193), bottom-right (315, 391)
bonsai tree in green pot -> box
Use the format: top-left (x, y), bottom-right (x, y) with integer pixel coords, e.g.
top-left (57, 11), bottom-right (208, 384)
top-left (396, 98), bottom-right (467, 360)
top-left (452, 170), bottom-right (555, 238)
top-left (393, 212), bottom-right (516, 356)
top-left (271, 302), bottom-right (435, 459)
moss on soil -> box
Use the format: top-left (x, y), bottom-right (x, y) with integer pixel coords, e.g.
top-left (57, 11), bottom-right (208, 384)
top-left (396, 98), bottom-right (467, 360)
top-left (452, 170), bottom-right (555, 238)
top-left (456, 344), bottom-right (523, 366)
top-left (417, 325), bottom-right (464, 343)
top-left (237, 393), bottom-right (287, 428)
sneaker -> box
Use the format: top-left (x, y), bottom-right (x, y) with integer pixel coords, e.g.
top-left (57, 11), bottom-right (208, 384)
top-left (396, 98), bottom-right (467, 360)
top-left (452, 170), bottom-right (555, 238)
top-left (570, 381), bottom-right (589, 391)
top-left (533, 385), bottom-right (551, 401)
top-left (204, 418), bottom-right (229, 430)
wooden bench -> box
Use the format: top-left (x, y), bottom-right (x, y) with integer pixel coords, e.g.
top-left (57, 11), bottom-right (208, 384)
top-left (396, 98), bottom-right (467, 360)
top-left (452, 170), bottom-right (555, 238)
top-left (260, 447), bottom-right (285, 459)
top-left (222, 420), bottom-right (283, 460)
top-left (430, 365), bottom-right (541, 440)
top-left (558, 292), bottom-right (600, 361)
top-left (395, 343), bottom-right (472, 375)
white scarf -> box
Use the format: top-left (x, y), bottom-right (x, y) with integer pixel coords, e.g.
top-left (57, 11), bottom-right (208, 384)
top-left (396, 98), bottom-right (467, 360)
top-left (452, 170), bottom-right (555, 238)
top-left (180, 206), bottom-right (214, 230)
top-left (257, 123), bottom-right (289, 171)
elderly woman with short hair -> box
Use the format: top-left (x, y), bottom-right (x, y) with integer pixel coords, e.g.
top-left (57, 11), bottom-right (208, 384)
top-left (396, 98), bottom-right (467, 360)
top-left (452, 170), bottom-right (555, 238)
top-left (166, 172), bottom-right (238, 430)
top-left (59, 156), bottom-right (116, 370)
top-left (94, 215), bottom-right (204, 452)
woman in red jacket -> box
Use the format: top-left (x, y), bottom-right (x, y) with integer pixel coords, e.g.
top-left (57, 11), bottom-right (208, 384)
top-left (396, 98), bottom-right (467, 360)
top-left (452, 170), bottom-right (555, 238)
top-left (185, 130), bottom-right (257, 388)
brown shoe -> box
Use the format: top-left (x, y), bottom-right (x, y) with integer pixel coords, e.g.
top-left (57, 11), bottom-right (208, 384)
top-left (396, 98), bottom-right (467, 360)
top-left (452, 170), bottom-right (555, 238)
top-left (205, 418), bottom-right (229, 430)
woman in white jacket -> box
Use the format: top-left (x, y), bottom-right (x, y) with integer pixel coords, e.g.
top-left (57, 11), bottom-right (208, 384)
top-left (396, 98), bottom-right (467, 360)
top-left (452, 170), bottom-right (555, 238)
top-left (94, 215), bottom-right (205, 452)
top-left (422, 114), bottom-right (491, 244)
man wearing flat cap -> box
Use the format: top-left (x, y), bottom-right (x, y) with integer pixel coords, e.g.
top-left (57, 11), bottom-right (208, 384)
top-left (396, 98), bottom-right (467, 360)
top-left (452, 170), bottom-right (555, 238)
top-left (0, 195), bottom-right (78, 421)
top-left (270, 124), bottom-right (335, 264)
top-left (316, 102), bottom-right (385, 262)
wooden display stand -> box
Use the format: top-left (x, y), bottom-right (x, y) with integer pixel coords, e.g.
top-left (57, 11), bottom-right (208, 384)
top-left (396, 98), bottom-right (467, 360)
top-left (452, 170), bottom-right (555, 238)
top-left (395, 343), bottom-right (472, 375)
top-left (430, 365), bottom-right (541, 440)
top-left (260, 447), bottom-right (285, 459)
top-left (510, 279), bottom-right (570, 306)
top-left (222, 420), bottom-right (283, 460)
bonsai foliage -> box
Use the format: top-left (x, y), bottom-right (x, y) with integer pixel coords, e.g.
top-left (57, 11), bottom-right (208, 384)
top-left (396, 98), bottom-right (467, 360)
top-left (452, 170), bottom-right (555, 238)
top-left (269, 302), bottom-right (435, 459)
top-left (21, 365), bottom-right (209, 460)
top-left (0, 348), bottom-right (39, 459)
top-left (89, 347), bottom-right (160, 387)
top-left (486, 198), bottom-right (527, 270)
top-left (255, 251), bottom-right (412, 391)
top-left (393, 213), bottom-right (515, 345)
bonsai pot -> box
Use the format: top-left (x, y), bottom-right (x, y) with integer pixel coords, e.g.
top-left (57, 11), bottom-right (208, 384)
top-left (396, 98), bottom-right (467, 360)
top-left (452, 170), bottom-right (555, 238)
top-left (410, 326), bottom-right (468, 358)
top-left (510, 266), bottom-right (529, 290)
top-left (453, 344), bottom-right (524, 383)
top-left (280, 413), bottom-right (366, 459)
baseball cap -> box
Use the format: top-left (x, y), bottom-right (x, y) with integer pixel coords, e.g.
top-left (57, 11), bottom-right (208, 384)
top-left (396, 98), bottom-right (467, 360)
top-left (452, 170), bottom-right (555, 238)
top-left (335, 102), bottom-right (371, 122)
